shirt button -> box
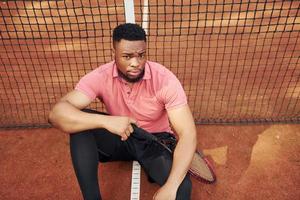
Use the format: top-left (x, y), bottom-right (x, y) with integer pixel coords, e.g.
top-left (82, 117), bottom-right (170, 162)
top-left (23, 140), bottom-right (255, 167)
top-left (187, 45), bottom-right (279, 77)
top-left (127, 92), bottom-right (130, 94)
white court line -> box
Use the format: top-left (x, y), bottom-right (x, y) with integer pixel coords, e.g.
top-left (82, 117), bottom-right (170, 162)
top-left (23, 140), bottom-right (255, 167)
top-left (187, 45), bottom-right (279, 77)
top-left (130, 161), bottom-right (141, 200)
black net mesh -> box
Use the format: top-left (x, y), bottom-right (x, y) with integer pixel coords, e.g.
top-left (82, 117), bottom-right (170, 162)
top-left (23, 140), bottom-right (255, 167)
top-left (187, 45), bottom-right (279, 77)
top-left (0, 0), bottom-right (299, 128)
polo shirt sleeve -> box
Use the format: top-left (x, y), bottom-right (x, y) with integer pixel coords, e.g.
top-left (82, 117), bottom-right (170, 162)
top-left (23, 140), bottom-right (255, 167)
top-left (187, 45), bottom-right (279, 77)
top-left (160, 72), bottom-right (188, 110)
top-left (75, 69), bottom-right (101, 100)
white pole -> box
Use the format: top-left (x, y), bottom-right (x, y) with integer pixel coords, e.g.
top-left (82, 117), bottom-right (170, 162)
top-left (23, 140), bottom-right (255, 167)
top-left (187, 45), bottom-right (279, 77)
top-left (142, 0), bottom-right (149, 34)
top-left (124, 0), bottom-right (136, 23)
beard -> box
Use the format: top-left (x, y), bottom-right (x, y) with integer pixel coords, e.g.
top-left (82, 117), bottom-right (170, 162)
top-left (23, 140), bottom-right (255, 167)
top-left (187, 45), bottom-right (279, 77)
top-left (117, 69), bottom-right (145, 83)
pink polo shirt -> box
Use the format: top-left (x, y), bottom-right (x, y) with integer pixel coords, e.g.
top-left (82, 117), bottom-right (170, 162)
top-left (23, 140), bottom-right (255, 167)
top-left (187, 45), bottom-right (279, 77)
top-left (75, 61), bottom-right (187, 133)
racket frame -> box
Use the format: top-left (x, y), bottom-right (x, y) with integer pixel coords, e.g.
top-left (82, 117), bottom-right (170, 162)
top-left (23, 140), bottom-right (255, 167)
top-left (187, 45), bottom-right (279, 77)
top-left (189, 150), bottom-right (217, 183)
top-left (131, 125), bottom-right (217, 184)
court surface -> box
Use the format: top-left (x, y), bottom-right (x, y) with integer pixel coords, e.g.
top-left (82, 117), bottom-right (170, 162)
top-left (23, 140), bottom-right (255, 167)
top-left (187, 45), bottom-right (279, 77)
top-left (1, 0), bottom-right (300, 199)
top-left (0, 124), bottom-right (299, 200)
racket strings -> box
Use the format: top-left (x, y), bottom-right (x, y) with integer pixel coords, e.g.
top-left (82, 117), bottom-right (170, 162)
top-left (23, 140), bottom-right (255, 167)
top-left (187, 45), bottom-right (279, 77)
top-left (189, 153), bottom-right (216, 182)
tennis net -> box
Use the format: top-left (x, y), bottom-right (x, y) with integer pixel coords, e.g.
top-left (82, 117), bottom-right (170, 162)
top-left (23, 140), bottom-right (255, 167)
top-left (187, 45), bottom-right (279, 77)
top-left (0, 0), bottom-right (299, 128)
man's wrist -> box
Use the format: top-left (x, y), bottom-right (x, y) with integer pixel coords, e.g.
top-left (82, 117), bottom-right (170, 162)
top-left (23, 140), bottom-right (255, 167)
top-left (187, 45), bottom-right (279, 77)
top-left (164, 178), bottom-right (181, 190)
top-left (95, 114), bottom-right (109, 129)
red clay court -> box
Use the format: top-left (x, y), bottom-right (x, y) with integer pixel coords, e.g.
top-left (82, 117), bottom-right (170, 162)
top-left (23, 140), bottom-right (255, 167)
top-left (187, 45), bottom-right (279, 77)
top-left (0, 0), bottom-right (299, 199)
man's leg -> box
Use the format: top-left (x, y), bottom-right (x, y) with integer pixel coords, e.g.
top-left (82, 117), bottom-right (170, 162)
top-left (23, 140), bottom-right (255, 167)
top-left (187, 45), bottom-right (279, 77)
top-left (69, 109), bottom-right (133, 200)
top-left (136, 136), bottom-right (192, 200)
top-left (70, 131), bottom-right (101, 200)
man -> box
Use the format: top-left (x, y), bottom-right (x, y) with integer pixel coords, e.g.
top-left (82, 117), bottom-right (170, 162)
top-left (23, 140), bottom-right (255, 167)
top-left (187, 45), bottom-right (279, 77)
top-left (49, 23), bottom-right (197, 200)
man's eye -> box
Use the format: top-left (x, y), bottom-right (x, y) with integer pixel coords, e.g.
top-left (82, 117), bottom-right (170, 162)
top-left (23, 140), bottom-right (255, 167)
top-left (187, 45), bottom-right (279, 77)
top-left (139, 54), bottom-right (145, 58)
top-left (123, 56), bottom-right (130, 60)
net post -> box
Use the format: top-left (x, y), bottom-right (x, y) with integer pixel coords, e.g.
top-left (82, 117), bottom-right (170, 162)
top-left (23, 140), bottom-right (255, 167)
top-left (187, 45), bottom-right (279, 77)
top-left (142, 0), bottom-right (149, 34)
top-left (124, 0), bottom-right (136, 23)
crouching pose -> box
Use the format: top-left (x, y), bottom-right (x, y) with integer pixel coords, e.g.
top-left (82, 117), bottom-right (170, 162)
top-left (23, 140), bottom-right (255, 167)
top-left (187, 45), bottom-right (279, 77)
top-left (49, 23), bottom-right (197, 200)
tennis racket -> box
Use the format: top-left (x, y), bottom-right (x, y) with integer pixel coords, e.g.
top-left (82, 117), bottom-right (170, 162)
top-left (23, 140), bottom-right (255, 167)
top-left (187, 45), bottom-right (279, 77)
top-left (131, 124), bottom-right (216, 184)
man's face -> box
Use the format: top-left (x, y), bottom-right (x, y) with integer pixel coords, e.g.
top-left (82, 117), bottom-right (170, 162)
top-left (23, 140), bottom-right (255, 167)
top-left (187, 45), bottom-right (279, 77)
top-left (113, 39), bottom-right (147, 82)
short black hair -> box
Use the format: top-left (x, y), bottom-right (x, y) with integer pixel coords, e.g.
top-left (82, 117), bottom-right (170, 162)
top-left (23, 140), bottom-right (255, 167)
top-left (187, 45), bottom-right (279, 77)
top-left (113, 23), bottom-right (146, 43)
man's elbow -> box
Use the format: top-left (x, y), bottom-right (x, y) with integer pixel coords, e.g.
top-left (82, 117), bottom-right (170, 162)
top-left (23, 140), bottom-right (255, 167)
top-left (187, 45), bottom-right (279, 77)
top-left (48, 109), bottom-right (55, 124)
top-left (48, 102), bottom-right (61, 125)
top-left (48, 112), bottom-right (70, 133)
top-left (48, 108), bottom-right (61, 129)
top-left (48, 105), bottom-right (68, 132)
top-left (48, 103), bottom-right (55, 122)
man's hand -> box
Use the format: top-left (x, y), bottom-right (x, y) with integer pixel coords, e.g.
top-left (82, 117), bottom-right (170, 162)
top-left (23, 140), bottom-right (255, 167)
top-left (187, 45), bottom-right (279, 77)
top-left (104, 116), bottom-right (137, 141)
top-left (153, 184), bottom-right (177, 200)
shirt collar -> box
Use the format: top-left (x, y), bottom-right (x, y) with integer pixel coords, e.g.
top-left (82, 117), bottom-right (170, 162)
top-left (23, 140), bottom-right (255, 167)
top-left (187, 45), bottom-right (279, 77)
top-left (112, 61), bottom-right (151, 80)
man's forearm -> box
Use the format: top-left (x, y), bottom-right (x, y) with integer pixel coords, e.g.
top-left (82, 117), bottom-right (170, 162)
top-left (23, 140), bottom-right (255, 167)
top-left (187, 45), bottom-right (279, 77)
top-left (165, 131), bottom-right (197, 188)
top-left (48, 101), bottom-right (107, 133)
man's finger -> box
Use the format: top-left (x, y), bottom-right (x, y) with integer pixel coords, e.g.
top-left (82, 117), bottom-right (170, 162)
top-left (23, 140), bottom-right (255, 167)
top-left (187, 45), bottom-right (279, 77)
top-left (128, 124), bottom-right (134, 133)
top-left (125, 129), bottom-right (131, 137)
top-left (129, 118), bottom-right (137, 126)
top-left (121, 133), bottom-right (128, 141)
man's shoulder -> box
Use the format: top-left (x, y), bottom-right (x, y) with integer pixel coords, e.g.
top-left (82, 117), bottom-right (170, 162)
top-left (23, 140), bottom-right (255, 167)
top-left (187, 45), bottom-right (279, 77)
top-left (82, 61), bottom-right (113, 79)
top-left (95, 61), bottom-right (115, 74)
top-left (147, 61), bottom-right (174, 77)
top-left (147, 61), bottom-right (176, 80)
top-left (80, 61), bottom-right (114, 83)
top-left (147, 61), bottom-right (166, 70)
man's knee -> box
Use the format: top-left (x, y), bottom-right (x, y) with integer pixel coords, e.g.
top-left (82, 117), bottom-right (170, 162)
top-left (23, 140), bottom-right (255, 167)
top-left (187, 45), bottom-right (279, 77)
top-left (69, 129), bottom-right (97, 151)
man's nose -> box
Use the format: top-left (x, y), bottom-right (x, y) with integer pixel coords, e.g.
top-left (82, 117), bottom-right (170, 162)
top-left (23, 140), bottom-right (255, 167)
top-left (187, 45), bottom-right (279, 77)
top-left (130, 57), bottom-right (139, 68)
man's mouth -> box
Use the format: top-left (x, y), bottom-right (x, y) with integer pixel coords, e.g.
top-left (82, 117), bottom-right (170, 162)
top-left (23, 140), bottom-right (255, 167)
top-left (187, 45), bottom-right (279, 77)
top-left (127, 70), bottom-right (141, 77)
top-left (118, 68), bottom-right (145, 83)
